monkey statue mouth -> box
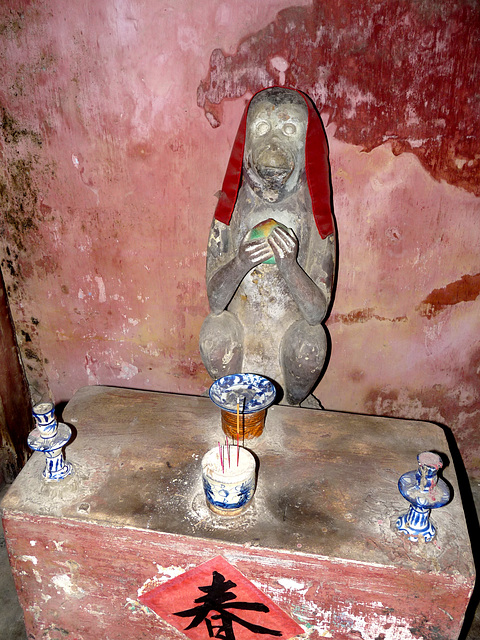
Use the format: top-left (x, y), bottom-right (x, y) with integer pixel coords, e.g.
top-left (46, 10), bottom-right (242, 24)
top-left (253, 144), bottom-right (295, 187)
top-left (256, 164), bottom-right (293, 186)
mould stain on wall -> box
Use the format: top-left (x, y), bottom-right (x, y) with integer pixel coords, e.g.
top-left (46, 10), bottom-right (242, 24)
top-left (0, 105), bottom-right (52, 402)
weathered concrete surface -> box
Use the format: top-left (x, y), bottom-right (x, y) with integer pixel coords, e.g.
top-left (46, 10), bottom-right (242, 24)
top-left (1, 386), bottom-right (475, 639)
top-left (0, 0), bottom-right (479, 483)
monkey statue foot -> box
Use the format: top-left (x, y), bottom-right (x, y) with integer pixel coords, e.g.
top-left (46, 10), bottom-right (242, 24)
top-left (299, 394), bottom-right (323, 410)
top-left (278, 393), bottom-right (323, 409)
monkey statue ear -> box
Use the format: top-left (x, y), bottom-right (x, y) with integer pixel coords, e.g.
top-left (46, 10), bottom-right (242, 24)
top-left (214, 87), bottom-right (334, 240)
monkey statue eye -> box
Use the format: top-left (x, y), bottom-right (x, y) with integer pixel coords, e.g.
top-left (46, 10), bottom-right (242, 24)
top-left (282, 123), bottom-right (297, 136)
top-left (255, 120), bottom-right (271, 136)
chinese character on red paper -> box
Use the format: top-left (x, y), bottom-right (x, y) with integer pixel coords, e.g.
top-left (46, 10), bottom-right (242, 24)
top-left (139, 556), bottom-right (304, 640)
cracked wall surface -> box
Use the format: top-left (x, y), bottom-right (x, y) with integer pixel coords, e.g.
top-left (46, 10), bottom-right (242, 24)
top-left (0, 0), bottom-right (479, 479)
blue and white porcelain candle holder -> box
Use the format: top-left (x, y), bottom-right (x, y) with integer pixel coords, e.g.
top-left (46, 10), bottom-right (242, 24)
top-left (396, 451), bottom-right (450, 543)
top-left (28, 402), bottom-right (74, 481)
top-left (201, 445), bottom-right (256, 516)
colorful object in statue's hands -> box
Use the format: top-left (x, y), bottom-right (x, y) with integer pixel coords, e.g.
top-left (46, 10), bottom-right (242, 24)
top-left (247, 218), bottom-right (290, 264)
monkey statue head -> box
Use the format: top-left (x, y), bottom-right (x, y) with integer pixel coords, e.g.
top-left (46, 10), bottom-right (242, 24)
top-left (243, 87), bottom-right (308, 203)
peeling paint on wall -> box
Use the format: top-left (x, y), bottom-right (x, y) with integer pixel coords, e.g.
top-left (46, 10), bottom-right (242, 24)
top-left (197, 0), bottom-right (480, 196)
top-left (330, 308), bottom-right (408, 324)
top-left (418, 273), bottom-right (480, 318)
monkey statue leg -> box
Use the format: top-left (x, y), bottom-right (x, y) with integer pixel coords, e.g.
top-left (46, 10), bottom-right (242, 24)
top-left (199, 311), bottom-right (244, 380)
top-left (280, 319), bottom-right (328, 405)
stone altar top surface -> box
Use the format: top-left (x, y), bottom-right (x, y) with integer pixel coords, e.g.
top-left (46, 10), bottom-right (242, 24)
top-left (2, 385), bottom-right (475, 581)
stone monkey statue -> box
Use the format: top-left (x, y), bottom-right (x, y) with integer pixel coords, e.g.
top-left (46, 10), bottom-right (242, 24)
top-left (200, 87), bottom-right (335, 405)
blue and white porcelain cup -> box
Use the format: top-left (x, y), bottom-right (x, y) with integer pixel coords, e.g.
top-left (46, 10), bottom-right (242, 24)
top-left (32, 402), bottom-right (58, 439)
top-left (202, 446), bottom-right (256, 516)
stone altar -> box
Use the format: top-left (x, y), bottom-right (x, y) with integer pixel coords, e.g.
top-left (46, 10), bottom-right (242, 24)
top-left (1, 386), bottom-right (475, 639)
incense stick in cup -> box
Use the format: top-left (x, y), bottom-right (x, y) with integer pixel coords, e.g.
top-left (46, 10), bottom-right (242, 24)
top-left (218, 441), bottom-right (224, 473)
top-left (226, 435), bottom-right (230, 468)
top-left (236, 397), bottom-right (240, 465)
top-left (242, 396), bottom-right (246, 447)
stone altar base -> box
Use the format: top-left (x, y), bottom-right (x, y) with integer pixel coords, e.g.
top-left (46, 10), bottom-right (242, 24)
top-left (1, 386), bottom-right (475, 640)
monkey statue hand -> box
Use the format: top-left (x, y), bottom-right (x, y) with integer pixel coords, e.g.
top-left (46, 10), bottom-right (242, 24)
top-left (238, 231), bottom-right (274, 269)
top-left (268, 226), bottom-right (326, 325)
top-left (268, 226), bottom-right (298, 273)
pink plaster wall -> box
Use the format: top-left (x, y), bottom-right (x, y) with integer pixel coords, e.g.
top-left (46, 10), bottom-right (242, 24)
top-left (1, 0), bottom-right (479, 479)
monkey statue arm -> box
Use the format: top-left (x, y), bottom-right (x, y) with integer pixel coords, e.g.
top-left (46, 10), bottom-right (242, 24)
top-left (206, 230), bottom-right (273, 315)
top-left (268, 226), bottom-right (330, 326)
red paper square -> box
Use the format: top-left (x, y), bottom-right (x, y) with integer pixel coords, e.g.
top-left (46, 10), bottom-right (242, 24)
top-left (139, 556), bottom-right (304, 640)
